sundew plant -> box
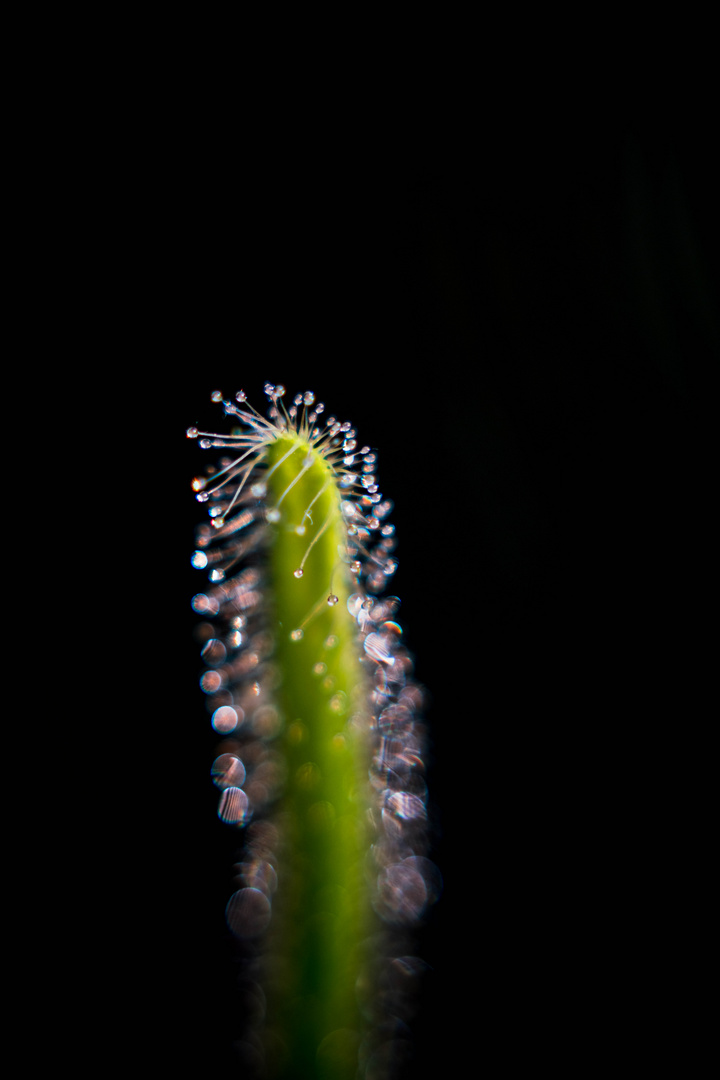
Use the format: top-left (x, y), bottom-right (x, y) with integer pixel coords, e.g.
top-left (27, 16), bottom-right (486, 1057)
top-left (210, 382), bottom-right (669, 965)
top-left (188, 384), bottom-right (439, 1079)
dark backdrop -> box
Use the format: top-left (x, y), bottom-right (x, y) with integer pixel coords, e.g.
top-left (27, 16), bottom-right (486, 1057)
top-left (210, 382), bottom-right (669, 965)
top-left (103, 104), bottom-right (715, 1075)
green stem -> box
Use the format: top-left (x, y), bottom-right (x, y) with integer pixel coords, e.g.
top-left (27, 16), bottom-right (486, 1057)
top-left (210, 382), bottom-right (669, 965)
top-left (263, 432), bottom-right (370, 1077)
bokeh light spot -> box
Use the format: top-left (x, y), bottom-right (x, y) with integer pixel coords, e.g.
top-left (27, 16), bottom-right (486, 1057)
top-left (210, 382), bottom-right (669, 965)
top-left (217, 786), bottom-right (250, 825)
top-left (225, 887), bottom-right (271, 938)
top-left (212, 704), bottom-right (240, 733)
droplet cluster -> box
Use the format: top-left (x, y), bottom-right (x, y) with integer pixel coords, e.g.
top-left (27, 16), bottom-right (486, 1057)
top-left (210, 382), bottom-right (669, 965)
top-left (345, 593), bottom-right (438, 928)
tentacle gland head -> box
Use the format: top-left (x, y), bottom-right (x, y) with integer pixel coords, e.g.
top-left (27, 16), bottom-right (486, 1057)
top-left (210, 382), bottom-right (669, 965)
top-left (188, 384), bottom-right (438, 1077)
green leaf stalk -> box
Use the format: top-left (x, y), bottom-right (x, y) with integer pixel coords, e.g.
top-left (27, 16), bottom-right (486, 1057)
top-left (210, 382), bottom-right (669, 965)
top-left (189, 385), bottom-right (436, 1079)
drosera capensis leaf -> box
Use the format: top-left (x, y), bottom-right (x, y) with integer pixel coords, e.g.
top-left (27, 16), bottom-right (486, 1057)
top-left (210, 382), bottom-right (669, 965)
top-left (188, 384), bottom-right (439, 1079)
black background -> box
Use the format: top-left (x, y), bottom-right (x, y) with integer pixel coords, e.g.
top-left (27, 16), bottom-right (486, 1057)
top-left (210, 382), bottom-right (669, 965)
top-left (87, 95), bottom-right (715, 1075)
